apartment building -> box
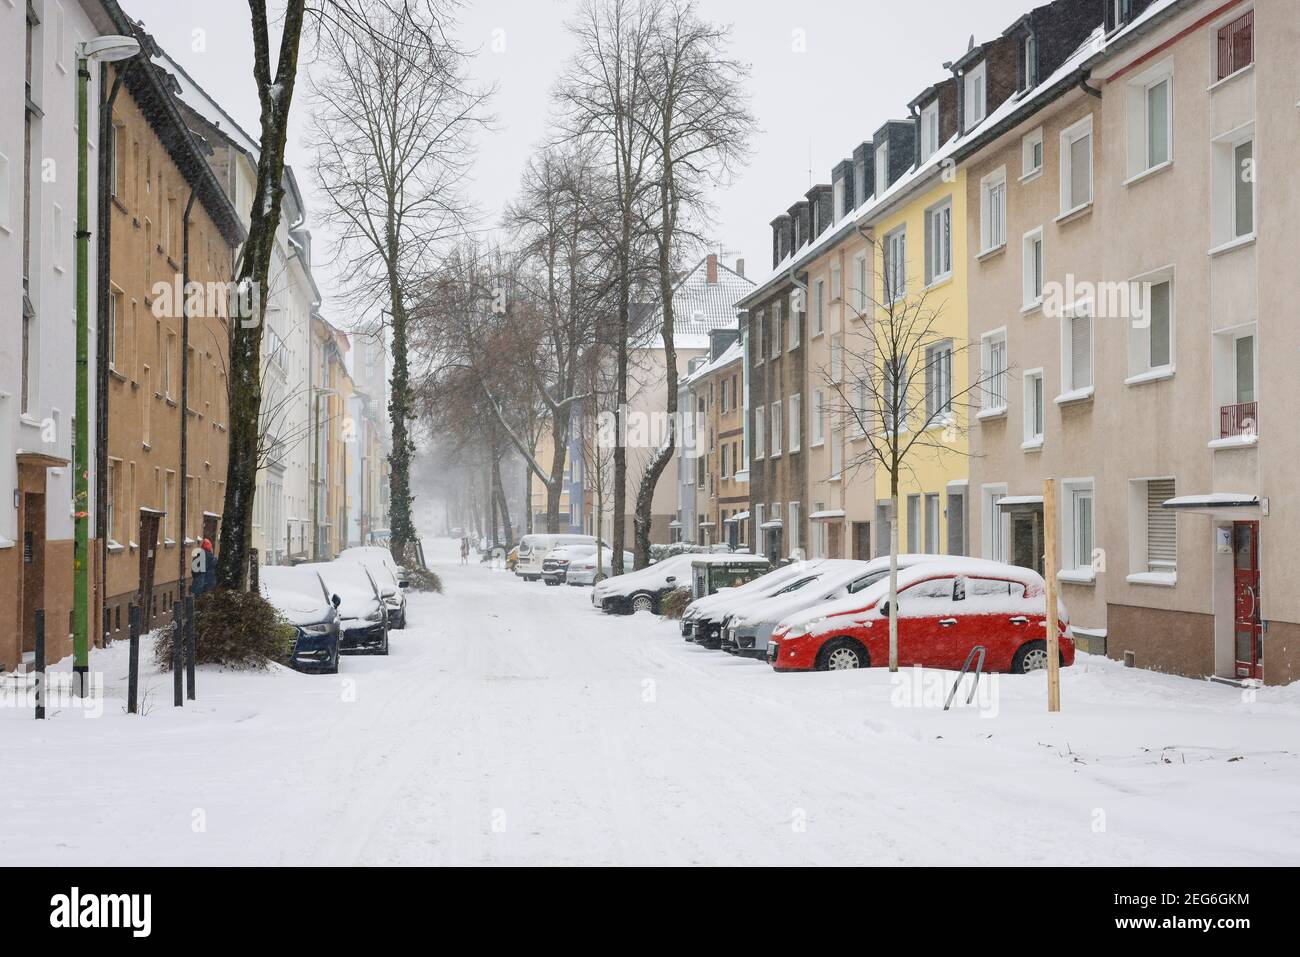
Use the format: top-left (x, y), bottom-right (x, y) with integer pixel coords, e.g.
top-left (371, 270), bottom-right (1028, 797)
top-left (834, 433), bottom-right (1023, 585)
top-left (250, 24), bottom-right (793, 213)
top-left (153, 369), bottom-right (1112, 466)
top-left (963, 0), bottom-right (1298, 683)
top-left (678, 328), bottom-right (746, 548)
top-left (98, 23), bottom-right (244, 638)
top-left (311, 315), bottom-right (353, 559)
top-left (0, 0), bottom-right (115, 671)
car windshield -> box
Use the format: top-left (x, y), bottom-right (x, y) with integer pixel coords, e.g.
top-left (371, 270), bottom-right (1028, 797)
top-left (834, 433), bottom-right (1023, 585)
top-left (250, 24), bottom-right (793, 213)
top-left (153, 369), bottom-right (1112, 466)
top-left (775, 575), bottom-right (820, 594)
top-left (848, 569), bottom-right (890, 594)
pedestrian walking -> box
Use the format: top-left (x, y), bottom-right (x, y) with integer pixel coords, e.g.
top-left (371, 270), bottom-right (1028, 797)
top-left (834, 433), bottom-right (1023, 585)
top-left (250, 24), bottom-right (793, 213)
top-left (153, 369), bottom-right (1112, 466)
top-left (460, 538), bottom-right (470, 565)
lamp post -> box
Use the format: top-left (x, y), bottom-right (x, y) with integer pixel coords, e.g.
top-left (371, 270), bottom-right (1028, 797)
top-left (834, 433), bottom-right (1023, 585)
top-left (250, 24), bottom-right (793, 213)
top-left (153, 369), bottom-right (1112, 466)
top-left (74, 35), bottom-right (139, 695)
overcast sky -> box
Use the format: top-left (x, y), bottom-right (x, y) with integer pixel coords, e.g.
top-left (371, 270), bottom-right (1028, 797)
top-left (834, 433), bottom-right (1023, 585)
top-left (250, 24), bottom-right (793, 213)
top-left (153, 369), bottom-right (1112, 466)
top-left (125, 0), bottom-right (1036, 325)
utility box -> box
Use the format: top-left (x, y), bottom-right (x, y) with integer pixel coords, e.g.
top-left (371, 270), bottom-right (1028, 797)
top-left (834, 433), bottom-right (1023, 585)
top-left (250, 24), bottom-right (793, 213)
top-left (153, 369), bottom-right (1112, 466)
top-left (691, 557), bottom-right (770, 599)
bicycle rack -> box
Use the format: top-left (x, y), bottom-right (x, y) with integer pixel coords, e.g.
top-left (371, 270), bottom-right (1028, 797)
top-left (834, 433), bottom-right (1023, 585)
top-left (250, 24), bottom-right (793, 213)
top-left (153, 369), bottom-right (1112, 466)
top-left (944, 645), bottom-right (987, 711)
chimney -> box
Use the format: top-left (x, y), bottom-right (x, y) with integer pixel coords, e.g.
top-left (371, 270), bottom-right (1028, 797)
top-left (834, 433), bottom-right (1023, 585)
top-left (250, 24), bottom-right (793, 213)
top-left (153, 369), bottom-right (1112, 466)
top-left (735, 257), bottom-right (745, 278)
top-left (706, 253), bottom-right (718, 284)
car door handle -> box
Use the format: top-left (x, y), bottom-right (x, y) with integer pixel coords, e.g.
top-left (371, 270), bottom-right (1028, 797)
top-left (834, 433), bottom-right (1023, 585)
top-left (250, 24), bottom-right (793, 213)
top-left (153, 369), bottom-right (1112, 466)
top-left (939, 618), bottom-right (958, 627)
top-left (1009, 616), bottom-right (1029, 625)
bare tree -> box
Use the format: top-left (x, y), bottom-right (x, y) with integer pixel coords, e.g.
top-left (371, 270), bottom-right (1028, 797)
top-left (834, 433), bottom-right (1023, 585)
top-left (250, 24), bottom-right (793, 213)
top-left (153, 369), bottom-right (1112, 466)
top-left (628, 0), bottom-right (754, 567)
top-left (819, 261), bottom-right (996, 671)
top-left (308, 0), bottom-right (491, 566)
top-left (553, 0), bottom-right (661, 575)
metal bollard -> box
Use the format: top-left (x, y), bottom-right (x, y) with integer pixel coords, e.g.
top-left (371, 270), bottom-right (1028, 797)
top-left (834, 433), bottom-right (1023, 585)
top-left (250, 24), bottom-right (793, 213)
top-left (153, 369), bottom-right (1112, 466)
top-left (34, 610), bottom-right (45, 720)
top-left (172, 601), bottom-right (183, 707)
top-left (185, 594), bottom-right (196, 701)
top-left (127, 604), bottom-right (140, 715)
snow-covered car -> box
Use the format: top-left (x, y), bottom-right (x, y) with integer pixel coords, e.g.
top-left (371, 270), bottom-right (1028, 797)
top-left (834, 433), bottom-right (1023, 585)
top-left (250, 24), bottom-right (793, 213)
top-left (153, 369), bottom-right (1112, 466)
top-left (565, 547), bottom-right (636, 586)
top-left (299, 561), bottom-right (389, 655)
top-left (767, 559), bottom-right (1074, 673)
top-left (259, 565), bottom-right (341, 674)
top-left (592, 552), bottom-right (768, 615)
top-left (514, 534), bottom-right (596, 581)
top-left (337, 547), bottom-right (408, 629)
top-left (541, 543), bottom-right (632, 585)
top-left (680, 560), bottom-right (829, 643)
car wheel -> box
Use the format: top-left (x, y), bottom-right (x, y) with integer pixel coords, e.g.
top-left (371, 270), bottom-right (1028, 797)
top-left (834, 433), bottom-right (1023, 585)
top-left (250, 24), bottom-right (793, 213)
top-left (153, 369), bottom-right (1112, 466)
top-left (1012, 639), bottom-right (1061, 674)
top-left (816, 638), bottom-right (869, 671)
top-left (545, 579), bottom-right (560, 587)
top-left (630, 593), bottom-right (655, 614)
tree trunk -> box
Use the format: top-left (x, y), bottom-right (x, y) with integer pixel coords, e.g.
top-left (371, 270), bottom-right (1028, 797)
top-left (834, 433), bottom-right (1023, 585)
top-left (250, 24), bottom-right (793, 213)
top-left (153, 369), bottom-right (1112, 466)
top-left (545, 406), bottom-right (571, 533)
top-left (215, 0), bottom-right (307, 591)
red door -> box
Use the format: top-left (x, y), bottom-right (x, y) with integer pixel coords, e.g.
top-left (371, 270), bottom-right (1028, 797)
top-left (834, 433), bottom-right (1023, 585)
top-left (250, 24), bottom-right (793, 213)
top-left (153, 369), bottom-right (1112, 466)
top-left (1233, 521), bottom-right (1263, 680)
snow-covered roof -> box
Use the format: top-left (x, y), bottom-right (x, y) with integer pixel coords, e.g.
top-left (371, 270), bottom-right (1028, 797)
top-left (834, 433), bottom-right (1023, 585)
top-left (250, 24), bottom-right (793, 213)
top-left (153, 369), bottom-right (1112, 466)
top-left (640, 256), bottom-right (754, 350)
top-left (685, 339), bottom-right (743, 385)
top-left (1163, 493), bottom-right (1260, 509)
top-left (998, 495), bottom-right (1045, 509)
top-left (726, 511), bottom-right (749, 523)
top-left (809, 509), bottom-right (846, 521)
top-left (154, 47), bottom-right (261, 156)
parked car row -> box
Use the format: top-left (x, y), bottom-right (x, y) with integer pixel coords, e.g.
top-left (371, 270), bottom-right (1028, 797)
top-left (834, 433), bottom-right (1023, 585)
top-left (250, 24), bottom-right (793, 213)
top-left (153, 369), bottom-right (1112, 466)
top-left (258, 546), bottom-right (412, 674)
top-left (672, 555), bottom-right (1074, 675)
top-left (591, 552), bottom-right (769, 615)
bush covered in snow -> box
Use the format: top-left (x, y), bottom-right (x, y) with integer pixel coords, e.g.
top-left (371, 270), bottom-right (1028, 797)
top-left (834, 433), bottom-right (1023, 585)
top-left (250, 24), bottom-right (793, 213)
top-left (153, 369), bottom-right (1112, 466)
top-left (658, 586), bottom-right (693, 620)
top-left (152, 590), bottom-right (294, 671)
top-left (405, 567), bottom-right (443, 593)
top-left (650, 542), bottom-right (732, 562)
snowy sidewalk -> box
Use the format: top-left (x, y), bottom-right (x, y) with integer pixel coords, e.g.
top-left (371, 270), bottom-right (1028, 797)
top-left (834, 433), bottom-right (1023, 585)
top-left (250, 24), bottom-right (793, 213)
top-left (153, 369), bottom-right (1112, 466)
top-left (3, 537), bottom-right (1298, 866)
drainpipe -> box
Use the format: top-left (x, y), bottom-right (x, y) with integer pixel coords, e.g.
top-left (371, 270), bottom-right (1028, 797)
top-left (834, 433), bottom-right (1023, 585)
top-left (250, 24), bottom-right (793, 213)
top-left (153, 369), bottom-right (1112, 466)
top-left (178, 190), bottom-right (196, 593)
top-left (96, 61), bottom-right (132, 647)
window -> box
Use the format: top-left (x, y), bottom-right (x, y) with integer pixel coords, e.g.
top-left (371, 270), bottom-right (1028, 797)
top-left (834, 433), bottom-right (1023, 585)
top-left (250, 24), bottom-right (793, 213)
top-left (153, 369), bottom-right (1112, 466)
top-left (884, 358), bottom-right (909, 431)
top-left (812, 389), bottom-right (825, 445)
top-left (907, 495), bottom-right (921, 552)
top-left (1065, 481), bottom-right (1095, 574)
top-left (830, 430), bottom-right (843, 479)
top-left (1139, 478), bottom-right (1177, 574)
top-left (875, 142), bottom-right (889, 197)
top-left (813, 279), bottom-right (825, 334)
top-left (833, 178), bottom-right (846, 220)
top-left (980, 169), bottom-right (1006, 253)
top-left (981, 329), bottom-right (1008, 411)
top-left (770, 401), bottom-right (782, 455)
top-left (1144, 77), bottom-right (1170, 170)
top-left (110, 120), bottom-right (127, 198)
top-left (925, 341), bottom-right (953, 420)
top-left (1129, 276), bottom-right (1173, 377)
top-left (788, 503), bottom-right (800, 555)
top-left (946, 487), bottom-right (967, 556)
top-left (753, 405), bottom-right (765, 459)
top-left (164, 331), bottom-right (177, 398)
top-left (771, 301), bottom-right (782, 359)
top-left (1216, 327), bottom-right (1257, 437)
top-left (1212, 128), bottom-right (1255, 247)
top-left (789, 299), bottom-right (800, 349)
top-left (1216, 9), bottom-right (1253, 81)
top-left (830, 261), bottom-right (842, 301)
top-left (924, 493), bottom-right (940, 553)
top-left (1022, 127), bottom-right (1044, 179)
top-left (788, 394), bottom-right (801, 452)
top-left (964, 61), bottom-right (987, 128)
top-left (983, 486), bottom-right (1008, 562)
top-left (754, 310), bottom-right (764, 361)
top-left (109, 287), bottom-right (125, 371)
top-left (106, 460), bottom-right (118, 544)
top-left (851, 253), bottom-right (868, 313)
top-left (920, 101), bottom-right (939, 160)
top-left (1061, 304), bottom-right (1093, 395)
top-left (720, 442), bottom-right (729, 479)
top-left (1023, 370), bottom-right (1044, 447)
top-left (924, 200), bottom-right (952, 285)
top-left (696, 451), bottom-right (705, 487)
top-left (883, 226), bottom-right (906, 302)
top-left (830, 334), bottom-right (843, 383)
top-left (1060, 117), bottom-right (1093, 214)
top-left (1022, 33), bottom-right (1038, 90)
top-left (1232, 137), bottom-right (1254, 238)
top-left (1023, 228), bottom-right (1044, 308)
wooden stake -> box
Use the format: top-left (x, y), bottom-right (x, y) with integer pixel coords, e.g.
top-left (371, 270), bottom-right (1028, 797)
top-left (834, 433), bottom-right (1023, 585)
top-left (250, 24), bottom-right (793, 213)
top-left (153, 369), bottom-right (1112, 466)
top-left (1042, 478), bottom-right (1061, 712)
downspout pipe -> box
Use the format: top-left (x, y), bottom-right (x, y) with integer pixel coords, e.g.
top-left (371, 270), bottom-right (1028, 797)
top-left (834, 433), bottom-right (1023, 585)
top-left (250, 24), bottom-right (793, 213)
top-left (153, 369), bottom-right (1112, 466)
top-left (96, 61), bottom-right (132, 646)
top-left (178, 190), bottom-right (197, 594)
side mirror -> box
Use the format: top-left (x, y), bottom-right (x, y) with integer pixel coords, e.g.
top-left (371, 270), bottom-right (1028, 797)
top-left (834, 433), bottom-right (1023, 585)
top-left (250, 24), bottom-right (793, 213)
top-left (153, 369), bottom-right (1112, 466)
top-left (665, 575), bottom-right (677, 584)
top-left (331, 594), bottom-right (342, 609)
top-left (878, 600), bottom-right (891, 619)
top-left (398, 579), bottom-right (410, 590)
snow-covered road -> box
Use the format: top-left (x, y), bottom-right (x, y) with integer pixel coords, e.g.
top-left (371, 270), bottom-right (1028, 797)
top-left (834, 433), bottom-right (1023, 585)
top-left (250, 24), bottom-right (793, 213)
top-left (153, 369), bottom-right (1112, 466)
top-left (4, 536), bottom-right (1299, 866)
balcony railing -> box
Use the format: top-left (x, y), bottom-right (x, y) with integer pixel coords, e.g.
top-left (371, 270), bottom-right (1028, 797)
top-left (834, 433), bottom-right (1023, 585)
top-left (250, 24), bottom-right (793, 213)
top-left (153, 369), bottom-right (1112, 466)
top-left (1220, 401), bottom-right (1258, 438)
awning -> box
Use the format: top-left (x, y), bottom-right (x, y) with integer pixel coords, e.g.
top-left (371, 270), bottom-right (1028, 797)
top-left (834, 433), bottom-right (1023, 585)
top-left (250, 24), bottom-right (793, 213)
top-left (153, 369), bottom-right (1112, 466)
top-left (728, 511), bottom-right (749, 523)
top-left (998, 495), bottom-right (1044, 511)
top-left (697, 519), bottom-right (715, 527)
top-left (668, 520), bottom-right (683, 529)
top-left (1162, 493), bottom-right (1262, 518)
top-left (759, 520), bottom-right (783, 530)
top-left (809, 509), bottom-right (846, 521)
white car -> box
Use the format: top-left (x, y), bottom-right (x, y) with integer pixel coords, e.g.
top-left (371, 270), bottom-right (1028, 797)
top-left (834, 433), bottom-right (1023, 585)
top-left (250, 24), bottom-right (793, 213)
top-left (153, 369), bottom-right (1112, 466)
top-left (680, 560), bottom-right (831, 643)
top-left (337, 547), bottom-right (408, 629)
top-left (592, 552), bottom-right (768, 615)
top-left (542, 544), bottom-right (634, 586)
top-left (515, 533), bottom-right (596, 581)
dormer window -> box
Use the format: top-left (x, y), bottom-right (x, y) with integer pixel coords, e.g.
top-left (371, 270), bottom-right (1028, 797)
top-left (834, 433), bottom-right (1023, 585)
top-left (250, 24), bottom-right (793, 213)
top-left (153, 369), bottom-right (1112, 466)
top-left (833, 179), bottom-right (846, 220)
top-left (920, 102), bottom-right (939, 161)
top-left (875, 142), bottom-right (889, 196)
top-left (1107, 0), bottom-right (1131, 33)
top-left (1022, 33), bottom-right (1038, 90)
top-left (964, 62), bottom-right (987, 128)
top-left (854, 159), bottom-right (867, 203)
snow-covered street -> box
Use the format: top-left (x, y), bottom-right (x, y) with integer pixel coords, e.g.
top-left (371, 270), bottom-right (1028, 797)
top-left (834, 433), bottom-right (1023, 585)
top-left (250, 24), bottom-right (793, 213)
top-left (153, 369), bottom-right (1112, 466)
top-left (4, 536), bottom-right (1299, 867)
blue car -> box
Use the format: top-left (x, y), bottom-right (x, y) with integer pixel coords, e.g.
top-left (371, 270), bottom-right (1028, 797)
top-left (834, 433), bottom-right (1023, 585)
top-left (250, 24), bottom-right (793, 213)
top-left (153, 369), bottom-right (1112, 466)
top-left (260, 565), bottom-right (342, 674)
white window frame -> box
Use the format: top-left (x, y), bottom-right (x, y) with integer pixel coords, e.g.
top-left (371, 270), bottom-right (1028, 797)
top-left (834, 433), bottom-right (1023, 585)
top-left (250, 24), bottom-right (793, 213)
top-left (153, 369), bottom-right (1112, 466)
top-left (811, 389), bottom-right (825, 446)
top-left (982, 484), bottom-right (1009, 563)
top-left (813, 279), bottom-right (825, 335)
top-left (920, 101), bottom-right (940, 160)
top-left (788, 393), bottom-right (801, 452)
top-left (1022, 368), bottom-right (1044, 449)
top-left (964, 61), bottom-right (987, 128)
top-left (1059, 300), bottom-right (1094, 399)
top-left (883, 226), bottom-right (907, 303)
top-left (1059, 114), bottom-right (1094, 216)
top-left (1125, 60), bottom-right (1173, 180)
top-left (1022, 227), bottom-right (1044, 310)
top-left (1021, 127), bottom-right (1044, 180)
top-left (788, 502), bottom-right (801, 556)
top-left (979, 167), bottom-right (1007, 253)
top-left (1211, 124), bottom-right (1255, 249)
top-left (1128, 476), bottom-right (1178, 582)
top-left (1061, 478), bottom-right (1096, 578)
top-left (1127, 268), bottom-right (1175, 382)
top-left (753, 405), bottom-right (765, 459)
top-left (770, 400), bottom-right (782, 456)
top-left (980, 327), bottom-right (1008, 413)
top-left (925, 340), bottom-right (954, 422)
top-left (924, 199), bottom-right (952, 286)
top-left (875, 142), bottom-right (889, 197)
top-left (851, 253), bottom-right (868, 314)
top-left (789, 299), bottom-right (801, 349)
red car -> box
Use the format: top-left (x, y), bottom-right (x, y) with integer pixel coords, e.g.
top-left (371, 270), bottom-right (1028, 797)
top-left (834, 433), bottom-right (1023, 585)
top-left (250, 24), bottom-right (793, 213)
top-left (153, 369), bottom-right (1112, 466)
top-left (767, 561), bottom-right (1074, 674)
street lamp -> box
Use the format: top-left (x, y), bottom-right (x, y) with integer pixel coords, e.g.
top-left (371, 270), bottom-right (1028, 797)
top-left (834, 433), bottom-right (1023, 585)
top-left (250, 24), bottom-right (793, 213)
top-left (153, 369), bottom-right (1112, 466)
top-left (73, 34), bottom-right (140, 695)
